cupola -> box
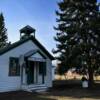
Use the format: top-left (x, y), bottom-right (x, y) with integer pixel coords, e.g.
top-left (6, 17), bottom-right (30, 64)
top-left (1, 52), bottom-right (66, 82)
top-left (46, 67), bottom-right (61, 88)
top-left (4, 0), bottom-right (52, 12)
top-left (20, 25), bottom-right (35, 39)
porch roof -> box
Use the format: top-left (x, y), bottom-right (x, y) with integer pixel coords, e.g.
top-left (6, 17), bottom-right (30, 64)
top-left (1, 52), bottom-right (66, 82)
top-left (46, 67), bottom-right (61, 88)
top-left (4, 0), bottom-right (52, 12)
top-left (24, 49), bottom-right (46, 59)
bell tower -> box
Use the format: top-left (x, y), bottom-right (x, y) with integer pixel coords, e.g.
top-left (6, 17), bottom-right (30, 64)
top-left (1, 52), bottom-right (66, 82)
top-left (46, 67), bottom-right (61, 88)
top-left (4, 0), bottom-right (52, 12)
top-left (20, 25), bottom-right (35, 39)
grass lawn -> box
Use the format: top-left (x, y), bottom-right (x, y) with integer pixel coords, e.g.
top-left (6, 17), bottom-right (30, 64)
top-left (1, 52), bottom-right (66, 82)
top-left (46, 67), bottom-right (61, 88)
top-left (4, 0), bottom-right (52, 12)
top-left (0, 80), bottom-right (100, 100)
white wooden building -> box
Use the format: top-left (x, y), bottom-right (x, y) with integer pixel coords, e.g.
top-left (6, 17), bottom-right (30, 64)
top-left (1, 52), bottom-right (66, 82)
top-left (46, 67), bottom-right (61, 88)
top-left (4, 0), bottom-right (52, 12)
top-left (0, 25), bottom-right (54, 92)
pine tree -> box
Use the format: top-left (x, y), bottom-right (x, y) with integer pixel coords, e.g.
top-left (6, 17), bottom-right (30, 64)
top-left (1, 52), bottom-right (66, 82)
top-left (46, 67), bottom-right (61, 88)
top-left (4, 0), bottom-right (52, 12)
top-left (0, 13), bottom-right (8, 48)
top-left (53, 0), bottom-right (100, 87)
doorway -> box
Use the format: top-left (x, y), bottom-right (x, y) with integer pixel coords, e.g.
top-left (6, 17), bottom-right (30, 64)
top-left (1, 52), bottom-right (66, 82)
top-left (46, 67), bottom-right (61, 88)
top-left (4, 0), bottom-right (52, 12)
top-left (27, 61), bottom-right (34, 84)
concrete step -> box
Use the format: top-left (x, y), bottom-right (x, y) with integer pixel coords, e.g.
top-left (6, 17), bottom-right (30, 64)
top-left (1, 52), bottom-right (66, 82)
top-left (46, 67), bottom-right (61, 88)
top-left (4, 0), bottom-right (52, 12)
top-left (24, 85), bottom-right (48, 92)
top-left (32, 87), bottom-right (48, 92)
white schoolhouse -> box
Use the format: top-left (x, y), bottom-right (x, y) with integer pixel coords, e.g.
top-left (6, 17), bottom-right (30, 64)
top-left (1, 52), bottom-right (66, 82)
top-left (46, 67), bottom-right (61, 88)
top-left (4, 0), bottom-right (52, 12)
top-left (0, 25), bottom-right (54, 92)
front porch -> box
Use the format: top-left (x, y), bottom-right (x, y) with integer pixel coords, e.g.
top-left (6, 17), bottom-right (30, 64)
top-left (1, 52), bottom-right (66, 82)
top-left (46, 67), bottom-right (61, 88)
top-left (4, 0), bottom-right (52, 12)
top-left (20, 50), bottom-right (47, 92)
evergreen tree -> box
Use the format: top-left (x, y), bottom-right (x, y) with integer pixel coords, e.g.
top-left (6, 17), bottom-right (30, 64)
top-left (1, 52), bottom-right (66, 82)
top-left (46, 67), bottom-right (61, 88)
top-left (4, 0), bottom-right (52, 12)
top-left (0, 13), bottom-right (8, 48)
top-left (53, 0), bottom-right (100, 87)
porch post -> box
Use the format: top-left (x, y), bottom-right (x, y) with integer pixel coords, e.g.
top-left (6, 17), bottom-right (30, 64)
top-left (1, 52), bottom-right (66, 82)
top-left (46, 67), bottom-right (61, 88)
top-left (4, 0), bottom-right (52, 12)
top-left (25, 57), bottom-right (28, 85)
top-left (19, 55), bottom-right (25, 85)
top-left (42, 62), bottom-right (46, 84)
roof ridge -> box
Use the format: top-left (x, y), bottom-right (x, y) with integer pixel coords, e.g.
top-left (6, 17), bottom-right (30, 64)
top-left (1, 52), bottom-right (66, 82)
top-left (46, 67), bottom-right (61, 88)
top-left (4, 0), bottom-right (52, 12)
top-left (0, 36), bottom-right (54, 60)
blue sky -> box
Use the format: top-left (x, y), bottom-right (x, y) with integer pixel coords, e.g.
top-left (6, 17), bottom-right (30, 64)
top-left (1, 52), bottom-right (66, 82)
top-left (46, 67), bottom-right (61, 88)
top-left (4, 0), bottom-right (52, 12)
top-left (0, 0), bottom-right (100, 55)
top-left (0, 0), bottom-right (59, 55)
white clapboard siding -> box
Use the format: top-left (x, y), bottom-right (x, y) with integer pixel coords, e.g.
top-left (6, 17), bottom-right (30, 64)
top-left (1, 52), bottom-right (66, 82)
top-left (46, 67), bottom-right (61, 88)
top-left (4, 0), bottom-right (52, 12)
top-left (0, 40), bottom-right (52, 92)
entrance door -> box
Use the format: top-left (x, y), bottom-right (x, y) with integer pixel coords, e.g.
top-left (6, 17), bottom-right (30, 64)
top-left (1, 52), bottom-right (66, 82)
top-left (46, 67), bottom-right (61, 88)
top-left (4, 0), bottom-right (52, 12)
top-left (27, 61), bottom-right (34, 84)
top-left (27, 61), bottom-right (46, 85)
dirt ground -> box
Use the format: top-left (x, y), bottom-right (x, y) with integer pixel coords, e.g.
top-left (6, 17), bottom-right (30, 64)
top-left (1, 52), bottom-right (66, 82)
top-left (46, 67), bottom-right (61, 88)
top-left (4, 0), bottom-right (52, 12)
top-left (0, 80), bottom-right (100, 100)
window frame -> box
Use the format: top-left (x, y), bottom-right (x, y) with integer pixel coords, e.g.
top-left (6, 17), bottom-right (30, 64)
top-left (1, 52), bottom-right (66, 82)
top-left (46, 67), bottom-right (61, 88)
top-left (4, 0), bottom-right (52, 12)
top-left (9, 57), bottom-right (20, 76)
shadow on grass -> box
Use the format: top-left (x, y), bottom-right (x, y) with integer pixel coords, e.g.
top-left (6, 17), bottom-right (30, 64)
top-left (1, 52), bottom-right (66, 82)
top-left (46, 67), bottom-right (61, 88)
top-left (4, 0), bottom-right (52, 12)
top-left (0, 80), bottom-right (100, 100)
top-left (0, 91), bottom-right (56, 100)
top-left (46, 80), bottom-right (100, 99)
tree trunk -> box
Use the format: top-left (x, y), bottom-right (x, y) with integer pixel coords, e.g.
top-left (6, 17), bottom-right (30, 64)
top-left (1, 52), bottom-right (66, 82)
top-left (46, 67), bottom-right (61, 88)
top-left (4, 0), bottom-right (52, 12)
top-left (88, 67), bottom-right (94, 88)
top-left (64, 74), bottom-right (67, 80)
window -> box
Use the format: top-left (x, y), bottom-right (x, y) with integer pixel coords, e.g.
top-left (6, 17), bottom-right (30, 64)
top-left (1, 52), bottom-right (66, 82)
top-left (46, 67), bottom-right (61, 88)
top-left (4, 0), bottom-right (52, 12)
top-left (9, 57), bottom-right (20, 76)
top-left (39, 62), bottom-right (46, 75)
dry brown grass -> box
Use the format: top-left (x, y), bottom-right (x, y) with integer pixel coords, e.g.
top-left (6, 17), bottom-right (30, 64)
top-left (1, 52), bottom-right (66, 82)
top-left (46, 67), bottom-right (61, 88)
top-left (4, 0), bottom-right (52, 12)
top-left (55, 74), bottom-right (100, 81)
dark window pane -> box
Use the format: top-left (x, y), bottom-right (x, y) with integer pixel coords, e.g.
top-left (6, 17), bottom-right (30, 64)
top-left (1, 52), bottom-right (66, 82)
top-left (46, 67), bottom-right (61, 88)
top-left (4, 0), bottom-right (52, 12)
top-left (39, 62), bottom-right (43, 75)
top-left (43, 62), bottom-right (46, 75)
top-left (39, 62), bottom-right (46, 76)
top-left (9, 57), bottom-right (20, 76)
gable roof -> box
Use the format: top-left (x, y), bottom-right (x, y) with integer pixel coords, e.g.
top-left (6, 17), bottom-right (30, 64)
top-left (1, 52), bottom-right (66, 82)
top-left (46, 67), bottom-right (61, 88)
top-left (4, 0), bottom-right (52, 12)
top-left (0, 36), bottom-right (54, 60)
